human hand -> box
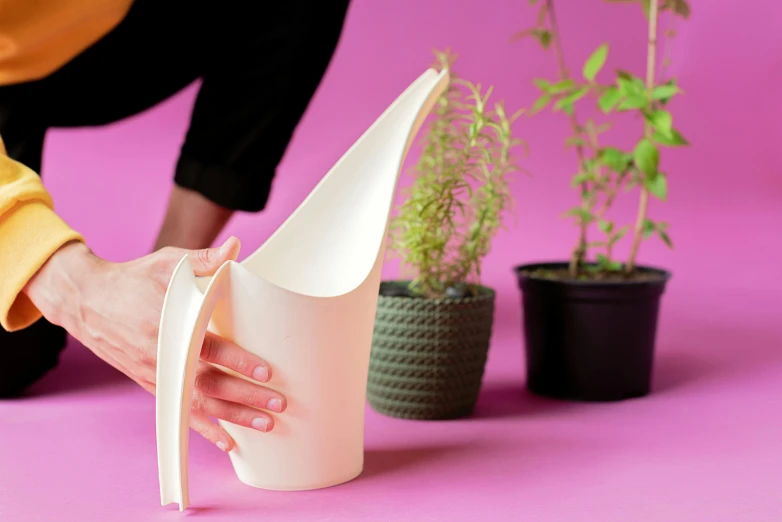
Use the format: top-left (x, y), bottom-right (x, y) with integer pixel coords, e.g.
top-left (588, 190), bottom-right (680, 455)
top-left (24, 237), bottom-right (285, 451)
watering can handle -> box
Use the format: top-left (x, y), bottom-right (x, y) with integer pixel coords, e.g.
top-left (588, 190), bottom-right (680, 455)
top-left (154, 67), bottom-right (451, 511)
top-left (155, 256), bottom-right (233, 511)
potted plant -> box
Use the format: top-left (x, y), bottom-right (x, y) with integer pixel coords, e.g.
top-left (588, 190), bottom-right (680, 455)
top-left (512, 0), bottom-right (690, 401)
top-left (367, 50), bottom-right (525, 420)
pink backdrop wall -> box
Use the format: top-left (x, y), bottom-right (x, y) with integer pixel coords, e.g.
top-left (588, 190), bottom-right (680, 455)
top-left (41, 0), bottom-right (782, 379)
top-left (16, 1), bottom-right (781, 519)
top-left (41, 0), bottom-right (781, 297)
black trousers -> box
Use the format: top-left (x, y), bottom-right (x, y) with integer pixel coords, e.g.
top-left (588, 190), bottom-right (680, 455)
top-left (0, 0), bottom-right (350, 395)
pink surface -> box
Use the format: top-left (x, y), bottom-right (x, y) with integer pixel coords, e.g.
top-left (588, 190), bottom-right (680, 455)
top-left (1, 0), bottom-right (781, 520)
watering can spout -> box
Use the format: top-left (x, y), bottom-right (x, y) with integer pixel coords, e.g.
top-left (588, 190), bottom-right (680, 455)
top-left (155, 68), bottom-right (450, 510)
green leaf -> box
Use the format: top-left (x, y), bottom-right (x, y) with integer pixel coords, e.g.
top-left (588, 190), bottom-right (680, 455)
top-left (651, 84), bottom-right (680, 101)
top-left (555, 87), bottom-right (589, 112)
top-left (529, 0), bottom-right (539, 4)
top-left (653, 129), bottom-right (688, 147)
top-left (617, 78), bottom-right (634, 95)
top-left (534, 78), bottom-right (551, 92)
top-left (584, 263), bottom-right (602, 274)
top-left (645, 171), bottom-right (668, 200)
top-left (596, 253), bottom-right (623, 271)
top-left (549, 79), bottom-right (576, 94)
top-left (530, 93), bottom-right (552, 114)
top-left (618, 94), bottom-right (648, 110)
top-left (648, 110), bottom-right (673, 138)
top-left (598, 147), bottom-right (632, 171)
top-left (565, 136), bottom-right (586, 149)
top-left (642, 219), bottom-right (656, 238)
top-left (633, 139), bottom-right (659, 176)
top-left (571, 174), bottom-right (590, 187)
top-left (583, 44), bottom-right (609, 81)
top-left (617, 71), bottom-right (645, 94)
top-left (565, 207), bottom-right (594, 224)
top-left (598, 219), bottom-right (614, 234)
top-left (533, 29), bottom-right (552, 48)
top-left (598, 87), bottom-right (622, 113)
top-left (657, 229), bottom-right (674, 248)
top-left (609, 225), bottom-right (629, 245)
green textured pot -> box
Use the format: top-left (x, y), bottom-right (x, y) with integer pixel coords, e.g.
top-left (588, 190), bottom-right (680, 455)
top-left (367, 281), bottom-right (495, 420)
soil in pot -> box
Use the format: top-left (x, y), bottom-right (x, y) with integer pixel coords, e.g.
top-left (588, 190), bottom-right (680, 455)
top-left (367, 282), bottom-right (495, 420)
top-left (514, 262), bottom-right (671, 402)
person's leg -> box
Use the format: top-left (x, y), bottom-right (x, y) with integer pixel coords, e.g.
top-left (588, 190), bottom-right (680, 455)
top-left (12, 0), bottom-right (223, 252)
top-left (33, 0), bottom-right (236, 251)
top-left (171, 1), bottom-right (351, 229)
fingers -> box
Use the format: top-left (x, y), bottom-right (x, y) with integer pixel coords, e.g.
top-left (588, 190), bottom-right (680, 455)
top-left (194, 366), bottom-right (287, 414)
top-left (200, 332), bottom-right (272, 383)
top-left (190, 413), bottom-right (235, 452)
top-left (196, 395), bottom-right (275, 433)
top-left (188, 236), bottom-right (241, 276)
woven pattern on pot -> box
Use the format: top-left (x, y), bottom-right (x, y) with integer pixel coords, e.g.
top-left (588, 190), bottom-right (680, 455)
top-left (368, 286), bottom-right (495, 420)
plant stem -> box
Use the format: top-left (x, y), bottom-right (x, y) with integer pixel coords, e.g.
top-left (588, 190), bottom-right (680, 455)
top-left (594, 179), bottom-right (619, 220)
top-left (626, 0), bottom-right (659, 273)
top-left (546, 0), bottom-right (588, 276)
top-left (660, 15), bottom-right (677, 83)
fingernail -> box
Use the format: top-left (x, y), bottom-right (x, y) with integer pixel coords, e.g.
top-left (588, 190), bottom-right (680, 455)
top-left (267, 397), bottom-right (283, 413)
top-left (252, 418), bottom-right (269, 432)
top-left (216, 441), bottom-right (228, 452)
top-left (219, 238), bottom-right (234, 253)
top-left (252, 366), bottom-right (269, 382)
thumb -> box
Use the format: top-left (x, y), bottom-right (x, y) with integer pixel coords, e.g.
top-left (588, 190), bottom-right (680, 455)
top-left (188, 236), bottom-right (241, 276)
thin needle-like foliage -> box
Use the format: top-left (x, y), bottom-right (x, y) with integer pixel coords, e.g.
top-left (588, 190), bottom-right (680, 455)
top-left (390, 50), bottom-right (525, 298)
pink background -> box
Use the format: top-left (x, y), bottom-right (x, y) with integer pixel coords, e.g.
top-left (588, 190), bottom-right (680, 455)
top-left (2, 1), bottom-right (781, 520)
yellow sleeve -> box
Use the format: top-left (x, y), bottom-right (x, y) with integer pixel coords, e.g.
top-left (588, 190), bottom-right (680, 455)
top-left (0, 138), bottom-right (84, 331)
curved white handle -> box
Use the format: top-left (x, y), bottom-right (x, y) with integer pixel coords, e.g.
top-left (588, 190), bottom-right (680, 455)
top-left (156, 257), bottom-right (232, 511)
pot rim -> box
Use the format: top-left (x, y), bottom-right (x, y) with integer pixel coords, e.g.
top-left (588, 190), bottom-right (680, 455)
top-left (513, 261), bottom-right (672, 286)
top-left (379, 280), bottom-right (496, 302)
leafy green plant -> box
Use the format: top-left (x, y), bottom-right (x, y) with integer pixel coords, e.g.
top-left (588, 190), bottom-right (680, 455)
top-left (514, 0), bottom-right (690, 277)
top-left (390, 50), bottom-right (525, 298)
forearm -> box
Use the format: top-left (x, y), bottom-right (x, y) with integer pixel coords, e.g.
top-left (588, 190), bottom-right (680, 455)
top-left (154, 185), bottom-right (233, 251)
top-left (22, 241), bottom-right (100, 334)
top-left (0, 150), bottom-right (84, 331)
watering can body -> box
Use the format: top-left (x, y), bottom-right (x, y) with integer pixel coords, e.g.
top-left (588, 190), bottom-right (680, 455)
top-left (155, 68), bottom-right (450, 510)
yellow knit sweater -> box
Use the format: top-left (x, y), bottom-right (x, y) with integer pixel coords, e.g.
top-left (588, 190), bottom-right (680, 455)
top-left (0, 0), bottom-right (132, 331)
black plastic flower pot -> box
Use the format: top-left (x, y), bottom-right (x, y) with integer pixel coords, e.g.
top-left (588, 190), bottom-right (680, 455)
top-left (514, 262), bottom-right (671, 402)
top-left (367, 281), bottom-right (495, 420)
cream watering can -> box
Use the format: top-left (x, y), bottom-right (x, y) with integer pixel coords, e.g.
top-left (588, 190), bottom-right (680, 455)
top-left (155, 68), bottom-right (449, 510)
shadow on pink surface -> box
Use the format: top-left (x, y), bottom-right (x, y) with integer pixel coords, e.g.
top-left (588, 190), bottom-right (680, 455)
top-left (15, 314), bottom-right (782, 407)
top-left (362, 443), bottom-right (474, 479)
top-left (473, 382), bottom-right (574, 419)
top-left (651, 320), bottom-right (782, 393)
top-left (23, 338), bottom-right (130, 397)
